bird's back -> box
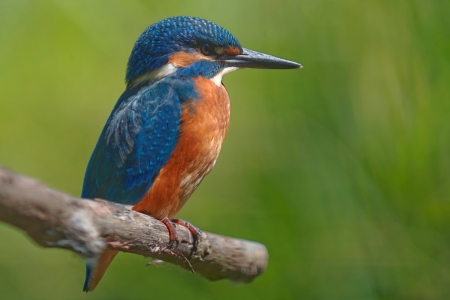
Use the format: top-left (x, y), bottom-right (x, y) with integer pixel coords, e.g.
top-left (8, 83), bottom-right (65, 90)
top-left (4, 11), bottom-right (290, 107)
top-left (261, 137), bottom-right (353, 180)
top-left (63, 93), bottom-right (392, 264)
top-left (81, 81), bottom-right (181, 204)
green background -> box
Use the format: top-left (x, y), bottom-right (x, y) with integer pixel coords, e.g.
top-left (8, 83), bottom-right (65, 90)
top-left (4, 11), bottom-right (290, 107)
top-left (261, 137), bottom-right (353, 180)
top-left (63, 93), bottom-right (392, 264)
top-left (1, 0), bottom-right (450, 299)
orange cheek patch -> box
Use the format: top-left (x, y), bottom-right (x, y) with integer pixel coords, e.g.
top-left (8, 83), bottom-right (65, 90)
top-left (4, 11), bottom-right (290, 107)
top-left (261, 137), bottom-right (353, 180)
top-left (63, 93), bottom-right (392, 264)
top-left (223, 46), bottom-right (242, 56)
top-left (169, 51), bottom-right (207, 67)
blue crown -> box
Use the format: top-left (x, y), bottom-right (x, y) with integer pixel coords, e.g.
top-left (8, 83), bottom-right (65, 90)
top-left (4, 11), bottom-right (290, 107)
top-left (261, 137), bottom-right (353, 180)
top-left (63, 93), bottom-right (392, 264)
top-left (126, 16), bottom-right (243, 83)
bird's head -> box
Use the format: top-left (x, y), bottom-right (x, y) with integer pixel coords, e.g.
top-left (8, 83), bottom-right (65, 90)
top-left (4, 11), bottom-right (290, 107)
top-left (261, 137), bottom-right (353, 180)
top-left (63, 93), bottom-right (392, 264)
top-left (126, 16), bottom-right (301, 87)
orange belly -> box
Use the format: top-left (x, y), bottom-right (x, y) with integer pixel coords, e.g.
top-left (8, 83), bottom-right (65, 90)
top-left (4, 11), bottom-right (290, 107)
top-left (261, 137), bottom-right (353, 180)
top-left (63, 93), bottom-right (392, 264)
top-left (133, 77), bottom-right (230, 219)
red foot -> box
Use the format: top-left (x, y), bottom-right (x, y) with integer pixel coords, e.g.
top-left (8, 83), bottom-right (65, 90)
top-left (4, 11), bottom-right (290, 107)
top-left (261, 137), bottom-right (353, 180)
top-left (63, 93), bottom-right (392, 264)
top-left (172, 219), bottom-right (202, 246)
top-left (161, 218), bottom-right (202, 249)
top-left (162, 218), bottom-right (179, 248)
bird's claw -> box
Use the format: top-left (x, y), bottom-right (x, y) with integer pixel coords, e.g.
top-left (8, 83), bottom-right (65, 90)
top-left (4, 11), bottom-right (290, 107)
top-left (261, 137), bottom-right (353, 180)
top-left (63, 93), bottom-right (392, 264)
top-left (171, 218), bottom-right (202, 246)
top-left (162, 217), bottom-right (179, 249)
top-left (161, 217), bottom-right (202, 252)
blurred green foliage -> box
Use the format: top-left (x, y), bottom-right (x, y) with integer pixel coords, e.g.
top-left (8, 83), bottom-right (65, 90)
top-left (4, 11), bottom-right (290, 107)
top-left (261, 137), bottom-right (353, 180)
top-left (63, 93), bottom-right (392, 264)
top-left (1, 0), bottom-right (450, 299)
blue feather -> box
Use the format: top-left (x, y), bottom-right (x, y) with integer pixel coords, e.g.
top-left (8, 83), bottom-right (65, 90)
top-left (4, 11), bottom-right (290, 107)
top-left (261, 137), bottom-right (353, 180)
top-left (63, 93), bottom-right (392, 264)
top-left (83, 265), bottom-right (92, 292)
top-left (82, 76), bottom-right (197, 204)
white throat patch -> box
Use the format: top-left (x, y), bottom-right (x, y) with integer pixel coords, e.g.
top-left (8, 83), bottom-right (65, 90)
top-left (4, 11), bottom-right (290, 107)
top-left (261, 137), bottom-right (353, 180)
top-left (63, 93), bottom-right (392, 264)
top-left (212, 67), bottom-right (239, 86)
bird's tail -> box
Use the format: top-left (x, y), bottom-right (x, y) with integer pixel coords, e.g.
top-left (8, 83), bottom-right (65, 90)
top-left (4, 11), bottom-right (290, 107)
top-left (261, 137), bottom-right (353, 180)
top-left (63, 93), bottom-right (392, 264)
top-left (83, 250), bottom-right (119, 292)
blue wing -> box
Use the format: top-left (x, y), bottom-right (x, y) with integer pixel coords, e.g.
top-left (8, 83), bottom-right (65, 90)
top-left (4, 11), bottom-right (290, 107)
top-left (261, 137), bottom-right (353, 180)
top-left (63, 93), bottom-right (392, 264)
top-left (81, 81), bottom-right (181, 204)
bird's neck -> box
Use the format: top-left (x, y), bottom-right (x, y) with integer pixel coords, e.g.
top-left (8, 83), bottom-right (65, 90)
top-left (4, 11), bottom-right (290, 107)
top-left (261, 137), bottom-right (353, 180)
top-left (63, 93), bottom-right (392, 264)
top-left (127, 63), bottom-right (177, 88)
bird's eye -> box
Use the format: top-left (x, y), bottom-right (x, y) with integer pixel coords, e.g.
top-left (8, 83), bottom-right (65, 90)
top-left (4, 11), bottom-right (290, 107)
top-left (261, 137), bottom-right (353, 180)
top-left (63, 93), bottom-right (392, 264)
top-left (200, 43), bottom-right (214, 56)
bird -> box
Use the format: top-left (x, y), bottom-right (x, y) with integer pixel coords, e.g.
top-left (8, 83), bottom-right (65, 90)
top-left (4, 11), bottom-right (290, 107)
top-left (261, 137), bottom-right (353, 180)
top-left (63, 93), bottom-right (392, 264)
top-left (81, 15), bottom-right (301, 292)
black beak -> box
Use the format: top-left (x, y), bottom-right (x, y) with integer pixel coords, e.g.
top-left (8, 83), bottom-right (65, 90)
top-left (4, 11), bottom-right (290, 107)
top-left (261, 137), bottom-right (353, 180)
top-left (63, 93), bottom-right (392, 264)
top-left (224, 48), bottom-right (302, 69)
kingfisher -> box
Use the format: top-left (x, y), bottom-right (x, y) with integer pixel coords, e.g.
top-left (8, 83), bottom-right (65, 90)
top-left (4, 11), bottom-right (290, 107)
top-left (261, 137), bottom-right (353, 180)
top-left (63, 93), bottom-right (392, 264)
top-left (81, 16), bottom-right (300, 291)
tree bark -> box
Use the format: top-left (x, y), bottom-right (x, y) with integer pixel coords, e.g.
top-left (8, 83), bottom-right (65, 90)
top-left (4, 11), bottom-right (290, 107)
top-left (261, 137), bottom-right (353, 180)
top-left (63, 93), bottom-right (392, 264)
top-left (0, 167), bottom-right (268, 283)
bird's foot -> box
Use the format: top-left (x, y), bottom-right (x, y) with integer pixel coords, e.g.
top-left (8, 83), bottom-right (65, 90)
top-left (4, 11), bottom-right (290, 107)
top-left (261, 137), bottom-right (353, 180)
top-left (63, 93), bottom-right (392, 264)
top-left (159, 217), bottom-right (200, 273)
top-left (171, 219), bottom-right (202, 248)
top-left (161, 218), bottom-right (202, 251)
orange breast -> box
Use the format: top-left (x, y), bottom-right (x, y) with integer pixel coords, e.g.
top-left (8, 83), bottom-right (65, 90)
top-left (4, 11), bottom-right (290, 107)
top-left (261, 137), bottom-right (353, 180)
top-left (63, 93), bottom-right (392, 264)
top-left (133, 77), bottom-right (230, 219)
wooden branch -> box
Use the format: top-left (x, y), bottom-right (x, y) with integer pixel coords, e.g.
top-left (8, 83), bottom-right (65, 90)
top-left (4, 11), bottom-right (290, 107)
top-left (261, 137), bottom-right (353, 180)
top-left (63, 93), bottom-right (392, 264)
top-left (0, 167), bottom-right (268, 283)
